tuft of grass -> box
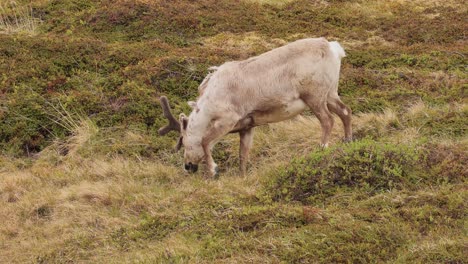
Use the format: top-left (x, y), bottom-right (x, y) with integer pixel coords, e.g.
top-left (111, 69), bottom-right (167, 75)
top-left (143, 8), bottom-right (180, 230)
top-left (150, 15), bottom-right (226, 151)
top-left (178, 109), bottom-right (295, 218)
top-left (244, 0), bottom-right (298, 6)
top-left (353, 102), bottom-right (468, 141)
top-left (0, 1), bottom-right (41, 35)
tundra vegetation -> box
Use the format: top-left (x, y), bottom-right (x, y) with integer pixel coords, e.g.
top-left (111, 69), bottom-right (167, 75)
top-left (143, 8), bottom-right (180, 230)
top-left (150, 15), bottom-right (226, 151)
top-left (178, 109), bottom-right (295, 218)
top-left (0, 0), bottom-right (466, 263)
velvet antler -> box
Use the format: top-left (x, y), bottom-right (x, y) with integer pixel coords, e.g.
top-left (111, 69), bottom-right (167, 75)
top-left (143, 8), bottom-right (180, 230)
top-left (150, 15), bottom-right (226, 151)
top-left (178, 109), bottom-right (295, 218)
top-left (158, 96), bottom-right (181, 136)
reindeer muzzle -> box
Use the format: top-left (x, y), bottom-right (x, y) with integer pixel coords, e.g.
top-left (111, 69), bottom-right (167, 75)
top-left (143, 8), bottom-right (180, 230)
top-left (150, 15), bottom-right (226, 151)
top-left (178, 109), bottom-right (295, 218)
top-left (184, 162), bottom-right (198, 173)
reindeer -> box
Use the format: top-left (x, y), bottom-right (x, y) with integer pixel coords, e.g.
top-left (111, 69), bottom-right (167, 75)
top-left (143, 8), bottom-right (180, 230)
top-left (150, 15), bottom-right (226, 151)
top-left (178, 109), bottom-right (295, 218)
top-left (158, 38), bottom-right (351, 178)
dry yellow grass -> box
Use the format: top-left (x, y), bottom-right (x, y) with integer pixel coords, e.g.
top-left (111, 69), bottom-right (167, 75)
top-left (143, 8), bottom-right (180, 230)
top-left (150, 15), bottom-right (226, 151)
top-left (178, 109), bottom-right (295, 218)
top-left (203, 32), bottom-right (287, 59)
top-left (0, 157), bottom-right (182, 262)
top-left (244, 0), bottom-right (300, 6)
top-left (2, 101), bottom-right (465, 262)
top-left (0, 1), bottom-right (41, 35)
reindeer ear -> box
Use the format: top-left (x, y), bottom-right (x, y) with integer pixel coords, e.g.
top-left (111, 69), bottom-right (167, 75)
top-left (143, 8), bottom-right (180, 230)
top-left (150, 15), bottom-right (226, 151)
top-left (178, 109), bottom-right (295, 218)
top-left (179, 113), bottom-right (188, 132)
top-left (175, 136), bottom-right (183, 152)
top-left (176, 114), bottom-right (187, 151)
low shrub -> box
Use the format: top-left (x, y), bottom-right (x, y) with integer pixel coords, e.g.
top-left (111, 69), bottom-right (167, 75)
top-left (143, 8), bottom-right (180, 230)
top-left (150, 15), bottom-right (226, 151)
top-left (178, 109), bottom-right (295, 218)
top-left (264, 140), bottom-right (467, 204)
top-left (264, 139), bottom-right (422, 203)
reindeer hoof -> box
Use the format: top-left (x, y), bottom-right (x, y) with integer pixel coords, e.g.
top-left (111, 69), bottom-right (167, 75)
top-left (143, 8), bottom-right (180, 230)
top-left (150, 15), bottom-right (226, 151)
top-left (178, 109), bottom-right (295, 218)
top-left (206, 166), bottom-right (220, 179)
top-left (213, 166), bottom-right (220, 179)
top-left (319, 143), bottom-right (329, 149)
top-left (343, 137), bottom-right (353, 143)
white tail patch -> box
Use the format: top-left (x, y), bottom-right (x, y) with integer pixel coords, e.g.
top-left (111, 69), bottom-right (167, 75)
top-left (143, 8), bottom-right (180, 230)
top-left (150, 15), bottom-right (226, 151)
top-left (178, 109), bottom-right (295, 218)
top-left (329, 41), bottom-right (346, 59)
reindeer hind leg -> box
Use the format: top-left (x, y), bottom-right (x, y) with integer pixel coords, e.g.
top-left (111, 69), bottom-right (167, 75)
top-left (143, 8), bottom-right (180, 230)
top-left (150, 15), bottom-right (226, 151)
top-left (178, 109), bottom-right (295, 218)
top-left (302, 95), bottom-right (334, 148)
top-left (327, 95), bottom-right (352, 142)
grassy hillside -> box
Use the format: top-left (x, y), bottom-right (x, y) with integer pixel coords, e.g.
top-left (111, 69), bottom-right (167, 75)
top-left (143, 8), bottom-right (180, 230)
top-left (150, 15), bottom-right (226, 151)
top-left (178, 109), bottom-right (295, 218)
top-left (0, 0), bottom-right (467, 263)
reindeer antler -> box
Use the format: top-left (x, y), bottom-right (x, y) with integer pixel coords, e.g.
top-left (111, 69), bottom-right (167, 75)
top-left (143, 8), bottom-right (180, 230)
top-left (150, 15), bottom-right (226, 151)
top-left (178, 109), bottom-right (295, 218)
top-left (158, 96), bottom-right (181, 136)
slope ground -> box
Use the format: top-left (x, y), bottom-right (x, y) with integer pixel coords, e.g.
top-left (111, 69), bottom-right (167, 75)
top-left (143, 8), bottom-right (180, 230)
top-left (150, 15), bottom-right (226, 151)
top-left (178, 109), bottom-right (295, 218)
top-left (0, 0), bottom-right (466, 263)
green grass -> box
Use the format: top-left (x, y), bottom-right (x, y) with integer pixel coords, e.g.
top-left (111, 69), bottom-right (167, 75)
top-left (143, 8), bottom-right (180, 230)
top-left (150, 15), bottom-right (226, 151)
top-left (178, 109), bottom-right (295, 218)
top-left (0, 0), bottom-right (467, 263)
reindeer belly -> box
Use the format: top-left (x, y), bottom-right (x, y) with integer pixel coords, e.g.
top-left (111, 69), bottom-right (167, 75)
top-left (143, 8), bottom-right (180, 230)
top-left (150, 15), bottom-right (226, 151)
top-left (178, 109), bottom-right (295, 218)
top-left (251, 99), bottom-right (307, 125)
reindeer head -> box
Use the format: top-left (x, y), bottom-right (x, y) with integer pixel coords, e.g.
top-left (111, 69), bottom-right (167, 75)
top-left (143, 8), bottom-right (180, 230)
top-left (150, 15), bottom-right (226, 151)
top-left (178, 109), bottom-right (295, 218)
top-left (158, 96), bottom-right (204, 173)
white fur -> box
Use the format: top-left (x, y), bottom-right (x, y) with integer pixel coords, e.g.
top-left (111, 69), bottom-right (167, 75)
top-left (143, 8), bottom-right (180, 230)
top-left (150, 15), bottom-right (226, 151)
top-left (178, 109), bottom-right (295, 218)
top-left (329, 41), bottom-right (346, 59)
top-left (181, 38), bottom-right (348, 175)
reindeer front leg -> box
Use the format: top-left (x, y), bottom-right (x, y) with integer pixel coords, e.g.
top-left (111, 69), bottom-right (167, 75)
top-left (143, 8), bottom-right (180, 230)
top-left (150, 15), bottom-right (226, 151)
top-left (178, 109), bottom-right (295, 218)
top-left (239, 128), bottom-right (254, 176)
top-left (202, 145), bottom-right (218, 178)
top-left (202, 116), bottom-right (239, 178)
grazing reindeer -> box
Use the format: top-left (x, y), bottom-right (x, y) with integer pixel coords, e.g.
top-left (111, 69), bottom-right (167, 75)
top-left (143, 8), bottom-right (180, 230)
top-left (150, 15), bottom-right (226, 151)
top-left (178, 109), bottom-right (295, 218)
top-left (159, 38), bottom-right (351, 178)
